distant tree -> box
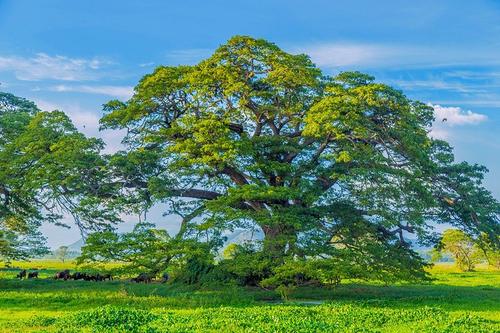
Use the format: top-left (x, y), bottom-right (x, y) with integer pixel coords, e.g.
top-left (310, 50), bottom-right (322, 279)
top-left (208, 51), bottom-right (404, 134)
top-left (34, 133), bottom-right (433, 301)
top-left (436, 229), bottom-right (482, 271)
top-left (54, 246), bottom-right (69, 263)
top-left (100, 36), bottom-right (499, 283)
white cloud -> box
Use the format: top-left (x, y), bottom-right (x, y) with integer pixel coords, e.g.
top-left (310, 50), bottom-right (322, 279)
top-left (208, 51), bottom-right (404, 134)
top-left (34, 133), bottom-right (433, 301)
top-left (165, 49), bottom-right (213, 65)
top-left (296, 42), bottom-right (500, 69)
top-left (298, 43), bottom-right (397, 68)
top-left (0, 53), bottom-right (109, 81)
top-left (433, 99), bottom-right (500, 108)
top-left (390, 79), bottom-right (484, 93)
top-left (139, 62), bottom-right (155, 67)
top-left (429, 127), bottom-right (451, 140)
top-left (50, 84), bottom-right (134, 99)
top-left (445, 70), bottom-right (500, 80)
top-left (430, 104), bottom-right (487, 125)
top-left (428, 103), bottom-right (487, 139)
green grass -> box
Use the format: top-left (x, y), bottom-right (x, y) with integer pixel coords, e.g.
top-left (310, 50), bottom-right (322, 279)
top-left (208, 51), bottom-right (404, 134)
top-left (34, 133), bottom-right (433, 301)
top-left (0, 261), bottom-right (498, 332)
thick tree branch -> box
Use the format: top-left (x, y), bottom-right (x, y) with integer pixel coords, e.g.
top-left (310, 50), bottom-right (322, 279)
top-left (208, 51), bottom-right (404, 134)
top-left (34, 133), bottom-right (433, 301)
top-left (222, 166), bottom-right (249, 185)
top-left (168, 188), bottom-right (222, 200)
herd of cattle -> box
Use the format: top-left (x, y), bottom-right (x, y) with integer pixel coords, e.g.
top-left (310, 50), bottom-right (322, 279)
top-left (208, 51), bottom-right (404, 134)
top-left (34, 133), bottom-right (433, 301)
top-left (15, 269), bottom-right (168, 283)
top-left (53, 270), bottom-right (113, 281)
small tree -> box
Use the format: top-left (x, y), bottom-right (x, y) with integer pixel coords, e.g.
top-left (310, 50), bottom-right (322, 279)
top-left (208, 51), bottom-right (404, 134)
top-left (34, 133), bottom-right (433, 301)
top-left (54, 246), bottom-right (69, 263)
top-left (437, 229), bottom-right (482, 271)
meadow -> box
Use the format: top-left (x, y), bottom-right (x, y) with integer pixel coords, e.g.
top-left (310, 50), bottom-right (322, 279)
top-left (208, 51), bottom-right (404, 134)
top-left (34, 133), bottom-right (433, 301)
top-left (0, 261), bottom-right (498, 332)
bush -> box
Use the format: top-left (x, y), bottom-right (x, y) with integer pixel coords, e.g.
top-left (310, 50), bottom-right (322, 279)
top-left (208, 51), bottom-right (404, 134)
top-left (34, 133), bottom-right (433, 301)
top-left (260, 260), bottom-right (321, 290)
top-left (209, 244), bottom-right (277, 286)
top-left (172, 255), bottom-right (215, 285)
top-left (260, 259), bottom-right (344, 299)
top-left (59, 306), bottom-right (157, 332)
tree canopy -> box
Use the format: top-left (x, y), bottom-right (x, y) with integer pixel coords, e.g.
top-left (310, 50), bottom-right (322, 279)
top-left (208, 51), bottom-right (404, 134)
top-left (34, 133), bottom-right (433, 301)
top-left (1, 36), bottom-right (498, 284)
top-left (78, 222), bottom-right (215, 278)
top-left (0, 92), bottom-right (119, 261)
top-left (434, 229), bottom-right (482, 271)
top-left (98, 36), bottom-right (498, 276)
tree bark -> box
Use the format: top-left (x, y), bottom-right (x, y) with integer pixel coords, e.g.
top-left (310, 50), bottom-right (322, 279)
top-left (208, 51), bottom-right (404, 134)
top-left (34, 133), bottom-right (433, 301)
top-left (261, 224), bottom-right (296, 259)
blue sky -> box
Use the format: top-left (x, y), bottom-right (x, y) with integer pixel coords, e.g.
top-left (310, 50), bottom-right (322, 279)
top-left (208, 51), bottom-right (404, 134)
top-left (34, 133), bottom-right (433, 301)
top-left (1, 0), bottom-right (499, 247)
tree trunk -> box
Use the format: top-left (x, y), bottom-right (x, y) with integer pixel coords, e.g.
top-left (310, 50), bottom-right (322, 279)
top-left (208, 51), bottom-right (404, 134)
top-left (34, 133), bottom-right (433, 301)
top-left (261, 224), bottom-right (296, 259)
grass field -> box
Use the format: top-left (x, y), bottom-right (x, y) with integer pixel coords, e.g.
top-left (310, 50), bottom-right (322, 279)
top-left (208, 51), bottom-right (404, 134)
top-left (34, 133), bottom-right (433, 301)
top-left (0, 261), bottom-right (498, 332)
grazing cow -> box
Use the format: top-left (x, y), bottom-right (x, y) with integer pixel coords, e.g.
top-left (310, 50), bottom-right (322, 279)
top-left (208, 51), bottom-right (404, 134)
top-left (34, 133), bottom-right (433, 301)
top-left (101, 273), bottom-right (113, 281)
top-left (16, 270), bottom-right (27, 279)
top-left (71, 272), bottom-right (87, 280)
top-left (131, 273), bottom-right (152, 283)
top-left (54, 270), bottom-right (70, 280)
top-left (161, 272), bottom-right (169, 283)
top-left (84, 273), bottom-right (101, 281)
top-left (27, 271), bottom-right (39, 279)
top-left (83, 274), bottom-right (94, 281)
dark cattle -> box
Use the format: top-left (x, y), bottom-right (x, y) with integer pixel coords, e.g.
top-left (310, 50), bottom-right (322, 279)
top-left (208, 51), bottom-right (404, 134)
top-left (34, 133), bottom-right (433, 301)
top-left (16, 270), bottom-right (27, 279)
top-left (27, 271), bottom-right (39, 279)
top-left (83, 273), bottom-right (102, 281)
top-left (83, 274), bottom-right (92, 281)
top-left (161, 272), bottom-right (169, 283)
top-left (131, 273), bottom-right (152, 283)
top-left (54, 270), bottom-right (70, 280)
top-left (83, 274), bottom-right (96, 281)
top-left (101, 274), bottom-right (113, 281)
top-left (85, 273), bottom-right (112, 281)
top-left (71, 272), bottom-right (87, 280)
top-left (54, 271), bottom-right (112, 282)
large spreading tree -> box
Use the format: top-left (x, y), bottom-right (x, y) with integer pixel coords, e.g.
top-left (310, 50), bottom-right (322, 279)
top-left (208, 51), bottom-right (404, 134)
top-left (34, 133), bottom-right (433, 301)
top-left (3, 36), bottom-right (497, 280)
top-left (100, 35), bottom-right (498, 275)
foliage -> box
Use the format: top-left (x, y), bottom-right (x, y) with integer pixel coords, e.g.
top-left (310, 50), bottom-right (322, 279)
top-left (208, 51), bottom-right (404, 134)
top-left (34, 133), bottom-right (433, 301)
top-left (1, 35), bottom-right (498, 286)
top-left (476, 232), bottom-right (500, 269)
top-left (171, 252), bottom-right (215, 285)
top-left (261, 248), bottom-right (430, 298)
top-left (78, 222), bottom-right (216, 277)
top-left (0, 91), bottom-right (120, 261)
top-left (99, 36), bottom-right (499, 284)
top-left (17, 304), bottom-right (500, 333)
top-left (0, 229), bottom-right (48, 264)
top-left (211, 244), bottom-right (276, 286)
top-left (59, 305), bottom-right (158, 332)
top-left (436, 229), bottom-right (484, 271)
top-left (222, 243), bottom-right (238, 259)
